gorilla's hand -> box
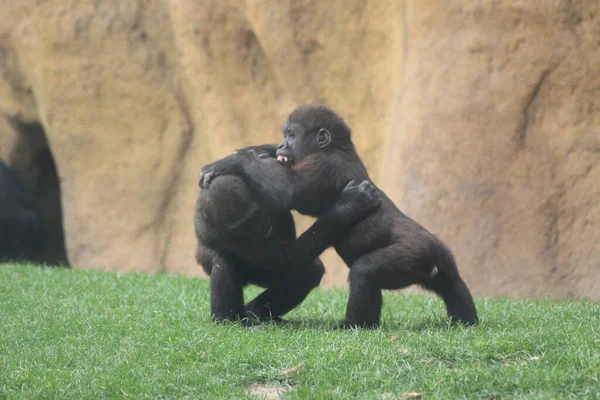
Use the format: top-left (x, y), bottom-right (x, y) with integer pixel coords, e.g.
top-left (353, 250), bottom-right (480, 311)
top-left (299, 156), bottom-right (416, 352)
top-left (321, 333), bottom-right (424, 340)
top-left (333, 180), bottom-right (382, 220)
top-left (198, 153), bottom-right (242, 189)
top-left (198, 166), bottom-right (215, 189)
top-left (198, 146), bottom-right (278, 189)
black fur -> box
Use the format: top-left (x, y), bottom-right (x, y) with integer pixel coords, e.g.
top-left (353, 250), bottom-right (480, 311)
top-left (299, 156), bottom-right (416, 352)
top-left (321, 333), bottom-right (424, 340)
top-left (0, 161), bottom-right (47, 262)
top-left (195, 144), bottom-right (381, 324)
top-left (200, 105), bottom-right (478, 328)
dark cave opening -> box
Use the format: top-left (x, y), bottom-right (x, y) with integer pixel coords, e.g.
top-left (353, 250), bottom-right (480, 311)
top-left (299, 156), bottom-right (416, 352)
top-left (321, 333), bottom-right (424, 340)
top-left (34, 147), bottom-right (68, 265)
top-left (9, 121), bottom-right (68, 266)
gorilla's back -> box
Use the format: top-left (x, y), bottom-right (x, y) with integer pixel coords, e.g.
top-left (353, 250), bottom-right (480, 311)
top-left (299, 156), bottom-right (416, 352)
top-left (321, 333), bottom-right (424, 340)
top-left (195, 175), bottom-right (257, 246)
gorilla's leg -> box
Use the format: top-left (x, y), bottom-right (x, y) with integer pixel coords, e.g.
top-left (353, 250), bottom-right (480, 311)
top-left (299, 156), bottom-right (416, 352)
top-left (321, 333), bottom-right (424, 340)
top-left (344, 269), bottom-right (383, 329)
top-left (209, 254), bottom-right (247, 322)
top-left (343, 246), bottom-right (478, 328)
top-left (343, 248), bottom-right (418, 329)
top-left (245, 259), bottom-right (325, 321)
top-left (424, 274), bottom-right (478, 325)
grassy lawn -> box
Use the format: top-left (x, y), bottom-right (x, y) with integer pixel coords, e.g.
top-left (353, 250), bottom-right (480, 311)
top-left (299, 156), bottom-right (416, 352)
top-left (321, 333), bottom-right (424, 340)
top-left (1, 264), bottom-right (599, 399)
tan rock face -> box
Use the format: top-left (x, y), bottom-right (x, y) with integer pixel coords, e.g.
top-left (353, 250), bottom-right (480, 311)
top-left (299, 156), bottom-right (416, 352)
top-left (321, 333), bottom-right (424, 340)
top-left (0, 0), bottom-right (598, 299)
top-left (385, 0), bottom-right (600, 298)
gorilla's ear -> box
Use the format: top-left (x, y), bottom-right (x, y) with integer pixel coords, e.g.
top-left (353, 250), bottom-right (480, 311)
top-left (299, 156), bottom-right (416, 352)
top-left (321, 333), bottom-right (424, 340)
top-left (317, 128), bottom-right (332, 149)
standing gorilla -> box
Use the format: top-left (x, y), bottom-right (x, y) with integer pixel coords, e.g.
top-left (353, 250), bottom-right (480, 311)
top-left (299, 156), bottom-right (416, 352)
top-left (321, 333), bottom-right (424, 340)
top-left (200, 105), bottom-right (478, 328)
top-left (0, 161), bottom-right (47, 262)
top-left (195, 144), bottom-right (381, 324)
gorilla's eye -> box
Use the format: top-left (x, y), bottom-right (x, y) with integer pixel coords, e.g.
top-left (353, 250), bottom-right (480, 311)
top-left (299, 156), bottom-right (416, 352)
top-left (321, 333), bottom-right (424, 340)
top-left (288, 133), bottom-right (295, 139)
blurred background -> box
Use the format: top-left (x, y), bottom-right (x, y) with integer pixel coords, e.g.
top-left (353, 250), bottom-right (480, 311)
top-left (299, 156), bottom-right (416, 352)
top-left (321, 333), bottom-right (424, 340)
top-left (0, 1), bottom-right (598, 299)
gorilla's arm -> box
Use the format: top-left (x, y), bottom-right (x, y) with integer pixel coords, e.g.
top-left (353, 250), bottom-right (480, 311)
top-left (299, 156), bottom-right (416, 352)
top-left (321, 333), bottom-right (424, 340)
top-left (284, 179), bottom-right (380, 268)
top-left (200, 151), bottom-right (365, 219)
top-left (228, 180), bottom-right (380, 272)
top-left (199, 146), bottom-right (381, 271)
top-left (198, 168), bottom-right (380, 273)
top-left (199, 147), bottom-right (295, 212)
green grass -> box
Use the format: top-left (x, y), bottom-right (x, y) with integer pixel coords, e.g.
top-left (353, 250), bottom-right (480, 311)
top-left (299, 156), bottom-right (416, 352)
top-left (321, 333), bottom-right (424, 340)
top-left (1, 264), bottom-right (599, 399)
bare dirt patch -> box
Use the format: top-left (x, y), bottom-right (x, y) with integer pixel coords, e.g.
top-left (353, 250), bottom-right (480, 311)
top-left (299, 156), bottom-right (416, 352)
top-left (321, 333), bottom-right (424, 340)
top-left (246, 383), bottom-right (291, 399)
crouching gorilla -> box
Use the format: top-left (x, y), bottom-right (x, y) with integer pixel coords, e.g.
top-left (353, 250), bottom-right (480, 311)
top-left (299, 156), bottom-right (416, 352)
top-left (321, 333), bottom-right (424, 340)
top-left (200, 105), bottom-right (479, 328)
top-left (195, 144), bottom-right (381, 324)
top-left (0, 161), bottom-right (47, 262)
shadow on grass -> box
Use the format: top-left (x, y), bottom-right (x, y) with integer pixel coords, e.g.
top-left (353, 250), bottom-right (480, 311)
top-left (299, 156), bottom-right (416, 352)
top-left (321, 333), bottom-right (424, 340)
top-left (393, 318), bottom-right (458, 332)
top-left (248, 319), bottom-right (337, 330)
top-left (264, 316), bottom-right (474, 332)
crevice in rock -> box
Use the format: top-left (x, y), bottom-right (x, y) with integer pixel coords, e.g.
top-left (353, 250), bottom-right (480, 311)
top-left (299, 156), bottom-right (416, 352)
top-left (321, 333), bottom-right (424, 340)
top-left (118, 11), bottom-right (195, 271)
top-left (518, 69), bottom-right (550, 148)
top-left (156, 89), bottom-right (195, 272)
top-left (7, 120), bottom-right (68, 266)
top-left (544, 188), bottom-right (563, 275)
top-left (34, 147), bottom-right (68, 265)
top-left (517, 52), bottom-right (569, 149)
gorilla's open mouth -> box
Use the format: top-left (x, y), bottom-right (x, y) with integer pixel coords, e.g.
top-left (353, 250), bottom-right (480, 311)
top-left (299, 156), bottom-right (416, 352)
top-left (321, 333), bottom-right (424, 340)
top-left (277, 155), bottom-right (293, 166)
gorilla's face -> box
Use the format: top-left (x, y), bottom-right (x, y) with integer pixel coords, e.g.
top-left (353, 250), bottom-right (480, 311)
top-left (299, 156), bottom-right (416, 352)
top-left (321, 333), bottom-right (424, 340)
top-left (276, 105), bottom-right (348, 167)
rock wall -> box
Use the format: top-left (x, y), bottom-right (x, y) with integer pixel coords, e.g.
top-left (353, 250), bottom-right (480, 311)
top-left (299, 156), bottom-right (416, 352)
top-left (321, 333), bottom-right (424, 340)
top-left (0, 0), bottom-right (598, 299)
top-left (386, 0), bottom-right (600, 299)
